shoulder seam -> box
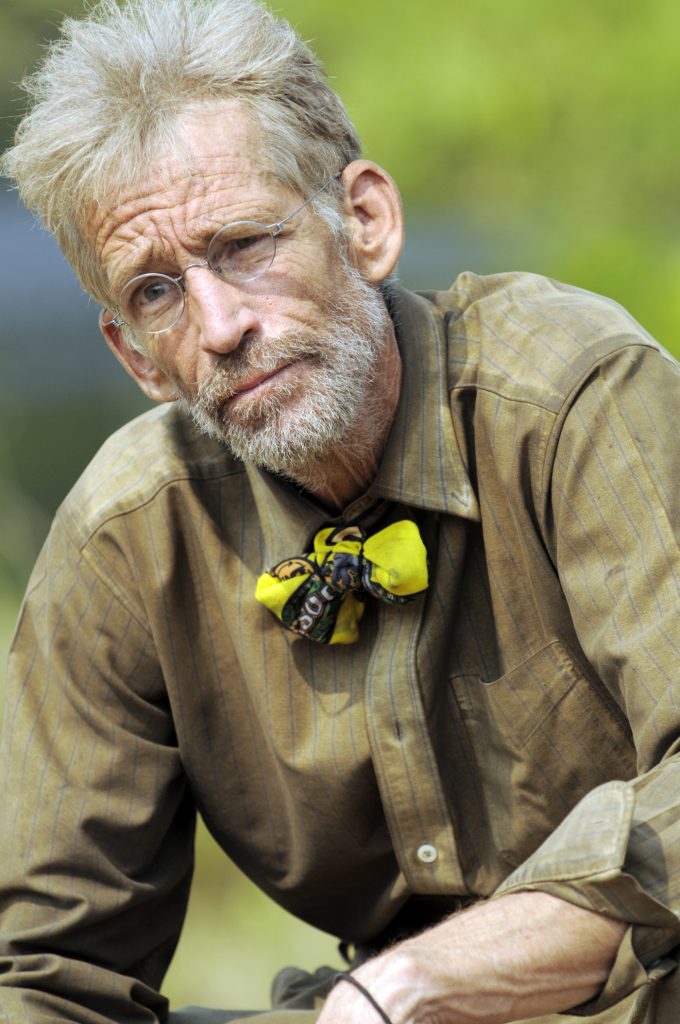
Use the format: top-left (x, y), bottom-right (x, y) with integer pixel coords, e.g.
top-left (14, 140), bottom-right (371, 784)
top-left (67, 464), bottom-right (245, 551)
top-left (539, 340), bottom-right (663, 529)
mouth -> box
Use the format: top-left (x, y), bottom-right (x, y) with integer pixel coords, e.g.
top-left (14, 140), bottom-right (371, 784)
top-left (228, 360), bottom-right (304, 400)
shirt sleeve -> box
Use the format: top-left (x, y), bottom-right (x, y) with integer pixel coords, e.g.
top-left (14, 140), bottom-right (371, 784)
top-left (0, 514), bottom-right (195, 1023)
top-left (494, 340), bottom-right (680, 1013)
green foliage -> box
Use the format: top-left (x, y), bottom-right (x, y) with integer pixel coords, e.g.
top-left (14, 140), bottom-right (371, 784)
top-left (163, 820), bottom-right (341, 1008)
top-left (4, 0), bottom-right (679, 348)
top-left (0, 0), bottom-right (85, 152)
top-left (276, 0), bottom-right (680, 350)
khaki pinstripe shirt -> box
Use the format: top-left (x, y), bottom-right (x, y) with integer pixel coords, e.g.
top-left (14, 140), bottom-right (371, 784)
top-left (2, 272), bottom-right (680, 1023)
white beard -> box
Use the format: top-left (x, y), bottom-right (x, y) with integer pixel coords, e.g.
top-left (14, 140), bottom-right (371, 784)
top-left (178, 264), bottom-right (393, 475)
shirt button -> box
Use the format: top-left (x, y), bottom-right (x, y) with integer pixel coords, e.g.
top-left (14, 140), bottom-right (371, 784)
top-left (416, 843), bottom-right (438, 864)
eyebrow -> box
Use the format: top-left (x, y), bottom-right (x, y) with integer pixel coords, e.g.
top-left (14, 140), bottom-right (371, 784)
top-left (108, 206), bottom-right (284, 300)
top-left (108, 248), bottom-right (158, 299)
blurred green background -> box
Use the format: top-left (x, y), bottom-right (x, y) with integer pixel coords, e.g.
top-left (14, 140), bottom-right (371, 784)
top-left (2, 0), bottom-right (680, 1011)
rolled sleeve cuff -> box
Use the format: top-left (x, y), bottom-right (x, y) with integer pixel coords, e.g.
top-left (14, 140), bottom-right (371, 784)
top-left (493, 781), bottom-right (680, 1014)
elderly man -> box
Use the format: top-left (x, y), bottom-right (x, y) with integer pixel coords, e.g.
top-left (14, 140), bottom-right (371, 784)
top-left (2, 1), bottom-right (680, 1022)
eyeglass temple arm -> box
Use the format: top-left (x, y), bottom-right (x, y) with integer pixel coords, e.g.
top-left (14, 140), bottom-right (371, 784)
top-left (270, 170), bottom-right (343, 238)
top-left (101, 311), bottom-right (124, 328)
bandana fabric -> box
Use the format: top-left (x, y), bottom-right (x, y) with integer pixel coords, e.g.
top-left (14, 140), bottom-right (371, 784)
top-left (255, 520), bottom-right (429, 644)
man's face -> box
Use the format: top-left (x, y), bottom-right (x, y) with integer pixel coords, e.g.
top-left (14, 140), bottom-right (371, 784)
top-left (92, 102), bottom-right (391, 473)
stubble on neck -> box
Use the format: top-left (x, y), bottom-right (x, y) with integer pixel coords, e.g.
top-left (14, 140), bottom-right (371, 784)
top-left (182, 265), bottom-right (403, 510)
top-left (285, 324), bottom-right (402, 510)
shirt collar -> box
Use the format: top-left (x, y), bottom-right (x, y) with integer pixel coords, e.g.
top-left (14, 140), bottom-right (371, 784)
top-left (245, 283), bottom-right (480, 565)
top-left (347, 284), bottom-right (480, 521)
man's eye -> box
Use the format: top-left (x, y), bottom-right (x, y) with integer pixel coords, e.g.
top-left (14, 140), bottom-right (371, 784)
top-left (207, 222), bottom-right (276, 280)
top-left (139, 280), bottom-right (172, 305)
top-left (209, 230), bottom-right (274, 276)
top-left (122, 275), bottom-right (178, 317)
top-left (234, 233), bottom-right (266, 251)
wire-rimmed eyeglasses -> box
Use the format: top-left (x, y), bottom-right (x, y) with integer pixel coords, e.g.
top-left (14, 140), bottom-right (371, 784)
top-left (103, 171), bottom-right (341, 337)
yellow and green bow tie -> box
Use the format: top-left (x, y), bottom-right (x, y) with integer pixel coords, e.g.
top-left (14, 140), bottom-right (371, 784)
top-left (255, 520), bottom-right (428, 645)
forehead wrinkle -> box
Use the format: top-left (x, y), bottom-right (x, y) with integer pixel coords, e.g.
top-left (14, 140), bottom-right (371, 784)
top-left (108, 237), bottom-right (182, 299)
top-left (95, 162), bottom-right (292, 300)
top-left (107, 195), bottom-right (285, 297)
top-left (94, 161), bottom-right (252, 246)
top-left (89, 102), bottom-right (277, 279)
top-left (104, 207), bottom-right (192, 297)
top-left (107, 187), bottom-right (297, 298)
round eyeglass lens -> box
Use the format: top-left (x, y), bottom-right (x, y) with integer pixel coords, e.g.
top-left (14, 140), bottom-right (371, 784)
top-left (207, 221), bottom-right (276, 282)
top-left (119, 273), bottom-right (185, 334)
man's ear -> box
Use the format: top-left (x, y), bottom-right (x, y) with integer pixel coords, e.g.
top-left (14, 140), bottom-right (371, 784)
top-left (339, 160), bottom-right (404, 282)
top-left (99, 312), bottom-right (177, 403)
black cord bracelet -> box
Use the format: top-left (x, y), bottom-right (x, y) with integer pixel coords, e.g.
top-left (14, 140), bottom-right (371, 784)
top-left (334, 971), bottom-right (394, 1024)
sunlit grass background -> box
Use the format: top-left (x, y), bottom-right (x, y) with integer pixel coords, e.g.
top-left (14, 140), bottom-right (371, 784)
top-left (162, 828), bottom-right (341, 1009)
top-left (3, 0), bottom-right (680, 1011)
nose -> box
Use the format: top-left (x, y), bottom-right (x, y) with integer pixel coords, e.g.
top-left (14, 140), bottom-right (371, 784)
top-left (184, 264), bottom-right (262, 355)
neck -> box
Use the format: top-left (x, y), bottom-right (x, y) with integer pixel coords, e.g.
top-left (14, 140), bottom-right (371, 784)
top-left (286, 326), bottom-right (402, 510)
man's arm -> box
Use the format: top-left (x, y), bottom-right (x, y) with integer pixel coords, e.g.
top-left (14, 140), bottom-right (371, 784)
top-left (320, 891), bottom-right (624, 1024)
top-left (0, 513), bottom-right (194, 1022)
top-left (324, 338), bottom-right (680, 1024)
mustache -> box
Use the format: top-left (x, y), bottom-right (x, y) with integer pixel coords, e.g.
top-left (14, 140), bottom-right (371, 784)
top-left (194, 331), bottom-right (325, 402)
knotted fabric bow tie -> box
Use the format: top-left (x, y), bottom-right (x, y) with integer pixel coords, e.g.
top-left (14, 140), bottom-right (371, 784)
top-left (255, 520), bottom-right (428, 645)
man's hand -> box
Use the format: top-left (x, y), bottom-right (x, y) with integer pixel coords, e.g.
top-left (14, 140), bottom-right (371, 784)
top-left (320, 891), bottom-right (626, 1024)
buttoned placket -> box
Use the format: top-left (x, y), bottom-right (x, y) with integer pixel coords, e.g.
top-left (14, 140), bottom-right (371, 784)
top-left (362, 517), bottom-right (470, 895)
top-left (244, 284), bottom-right (482, 899)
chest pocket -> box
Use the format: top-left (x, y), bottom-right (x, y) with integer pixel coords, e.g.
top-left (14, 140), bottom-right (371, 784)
top-left (450, 640), bottom-right (637, 871)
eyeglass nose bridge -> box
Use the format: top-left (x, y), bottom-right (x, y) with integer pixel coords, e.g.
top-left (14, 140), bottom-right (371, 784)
top-left (174, 253), bottom-right (263, 329)
top-left (177, 258), bottom-right (210, 289)
top-left (153, 260), bottom-right (214, 334)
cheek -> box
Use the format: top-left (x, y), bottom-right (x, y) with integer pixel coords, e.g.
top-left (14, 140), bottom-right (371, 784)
top-left (259, 248), bottom-right (348, 322)
top-left (143, 335), bottom-right (194, 390)
top-left (140, 245), bottom-right (349, 385)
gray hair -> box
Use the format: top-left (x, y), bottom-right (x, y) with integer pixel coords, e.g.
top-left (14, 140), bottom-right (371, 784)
top-left (1, 0), bottom-right (361, 305)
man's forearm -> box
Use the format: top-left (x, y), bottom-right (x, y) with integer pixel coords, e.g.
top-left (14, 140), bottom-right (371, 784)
top-left (320, 891), bottom-right (626, 1024)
